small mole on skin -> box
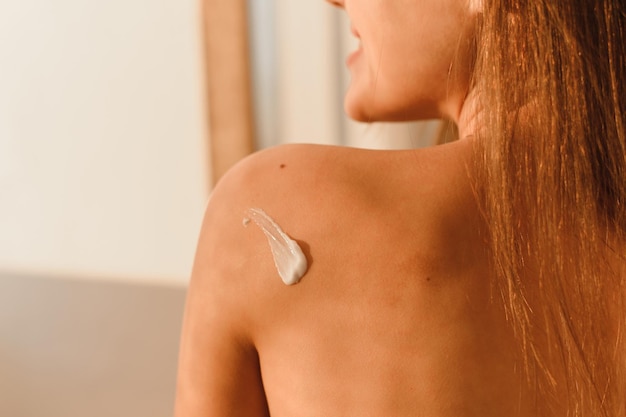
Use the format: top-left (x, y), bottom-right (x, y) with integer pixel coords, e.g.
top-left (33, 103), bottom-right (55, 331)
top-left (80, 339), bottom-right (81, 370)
top-left (426, 277), bottom-right (431, 282)
top-left (279, 164), bottom-right (286, 169)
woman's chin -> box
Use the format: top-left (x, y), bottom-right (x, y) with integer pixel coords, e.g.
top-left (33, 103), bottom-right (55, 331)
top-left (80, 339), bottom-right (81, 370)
top-left (344, 89), bottom-right (443, 122)
top-left (344, 104), bottom-right (372, 122)
top-left (343, 99), bottom-right (400, 122)
top-left (343, 89), bottom-right (386, 122)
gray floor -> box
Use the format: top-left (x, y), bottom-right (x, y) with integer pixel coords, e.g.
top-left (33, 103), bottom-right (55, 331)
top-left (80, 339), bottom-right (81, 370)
top-left (0, 273), bottom-right (187, 417)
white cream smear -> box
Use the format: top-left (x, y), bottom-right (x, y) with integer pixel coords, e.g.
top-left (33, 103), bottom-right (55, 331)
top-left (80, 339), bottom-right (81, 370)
top-left (244, 208), bottom-right (308, 285)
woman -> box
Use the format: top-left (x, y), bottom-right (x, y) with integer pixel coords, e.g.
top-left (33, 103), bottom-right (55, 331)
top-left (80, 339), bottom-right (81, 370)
top-left (174, 0), bottom-right (625, 416)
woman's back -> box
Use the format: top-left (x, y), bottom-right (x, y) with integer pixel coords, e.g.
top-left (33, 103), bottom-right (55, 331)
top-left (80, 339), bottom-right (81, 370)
top-left (175, 141), bottom-right (539, 416)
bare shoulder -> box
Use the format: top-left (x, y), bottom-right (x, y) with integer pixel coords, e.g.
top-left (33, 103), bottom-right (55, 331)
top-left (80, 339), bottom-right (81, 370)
top-left (175, 144), bottom-right (378, 417)
top-left (188, 143), bottom-right (387, 304)
top-left (211, 140), bottom-right (477, 226)
top-left (183, 140), bottom-right (480, 336)
top-left (174, 141), bottom-right (489, 417)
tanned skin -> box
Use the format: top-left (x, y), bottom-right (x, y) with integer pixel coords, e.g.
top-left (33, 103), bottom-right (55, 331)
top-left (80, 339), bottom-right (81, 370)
top-left (174, 141), bottom-right (533, 417)
top-left (175, 0), bottom-right (536, 415)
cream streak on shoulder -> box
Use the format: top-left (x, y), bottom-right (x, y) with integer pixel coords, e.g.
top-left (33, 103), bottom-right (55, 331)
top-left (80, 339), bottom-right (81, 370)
top-left (244, 208), bottom-right (308, 285)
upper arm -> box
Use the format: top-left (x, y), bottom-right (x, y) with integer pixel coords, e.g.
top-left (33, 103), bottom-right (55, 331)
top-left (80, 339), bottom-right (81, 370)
top-left (173, 144), bottom-right (339, 416)
top-left (174, 267), bottom-right (270, 417)
top-left (173, 157), bottom-right (272, 417)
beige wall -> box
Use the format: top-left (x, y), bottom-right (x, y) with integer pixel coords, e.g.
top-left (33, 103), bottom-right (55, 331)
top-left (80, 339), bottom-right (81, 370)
top-left (0, 3), bottom-right (204, 415)
top-left (0, 0), bottom-right (209, 285)
top-left (274, 0), bottom-right (342, 146)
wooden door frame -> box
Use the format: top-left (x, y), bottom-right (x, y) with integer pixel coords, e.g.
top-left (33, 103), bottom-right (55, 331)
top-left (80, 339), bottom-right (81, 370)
top-left (202, 0), bottom-right (255, 186)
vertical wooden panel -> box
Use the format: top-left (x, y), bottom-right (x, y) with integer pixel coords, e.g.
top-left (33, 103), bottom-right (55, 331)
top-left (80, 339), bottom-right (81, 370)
top-left (203, 0), bottom-right (254, 184)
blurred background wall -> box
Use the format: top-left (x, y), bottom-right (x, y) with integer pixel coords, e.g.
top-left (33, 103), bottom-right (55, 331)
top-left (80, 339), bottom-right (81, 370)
top-left (0, 0), bottom-right (207, 416)
top-left (0, 0), bottom-right (209, 283)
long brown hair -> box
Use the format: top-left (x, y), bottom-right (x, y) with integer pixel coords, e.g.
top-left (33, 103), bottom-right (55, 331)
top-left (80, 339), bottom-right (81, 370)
top-left (473, 0), bottom-right (625, 415)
